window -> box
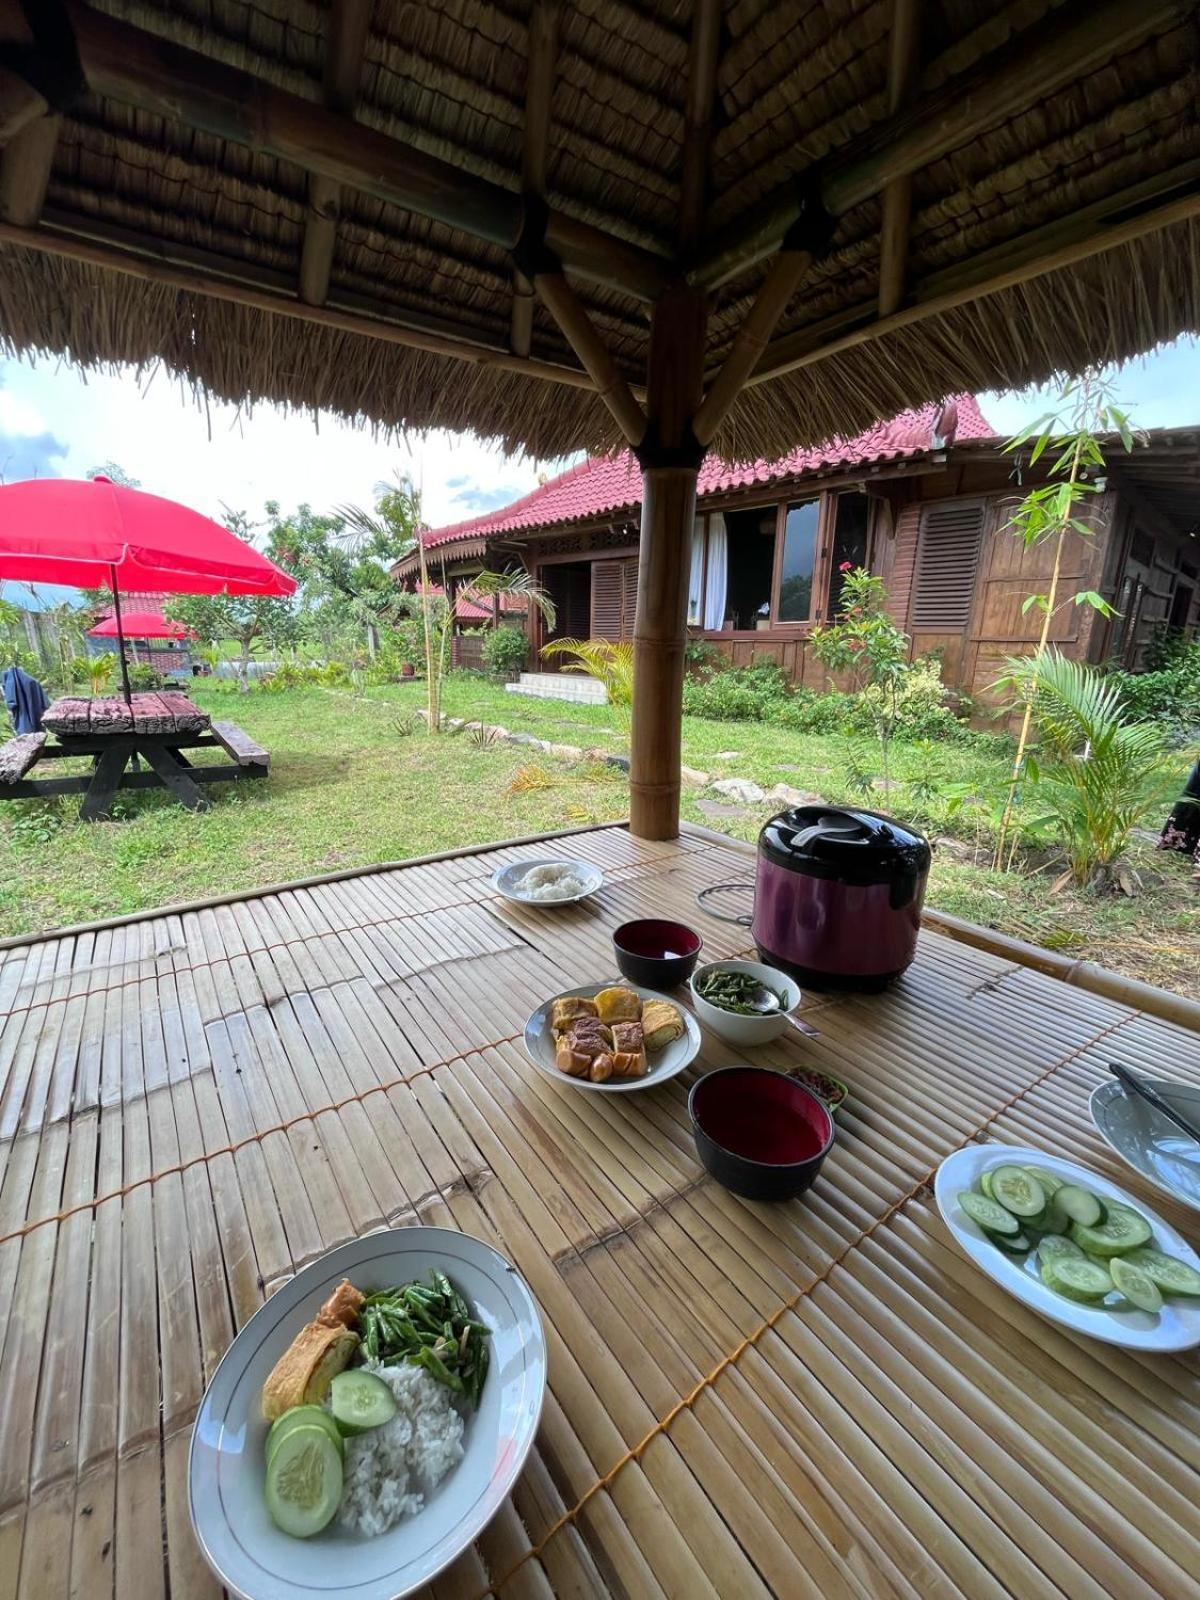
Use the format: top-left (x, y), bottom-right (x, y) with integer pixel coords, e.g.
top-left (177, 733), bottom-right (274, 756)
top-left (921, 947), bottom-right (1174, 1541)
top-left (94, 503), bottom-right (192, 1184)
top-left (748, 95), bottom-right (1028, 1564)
top-left (912, 501), bottom-right (985, 630)
top-left (823, 492), bottom-right (870, 618)
top-left (723, 504), bottom-right (777, 629)
top-left (777, 499), bottom-right (819, 622)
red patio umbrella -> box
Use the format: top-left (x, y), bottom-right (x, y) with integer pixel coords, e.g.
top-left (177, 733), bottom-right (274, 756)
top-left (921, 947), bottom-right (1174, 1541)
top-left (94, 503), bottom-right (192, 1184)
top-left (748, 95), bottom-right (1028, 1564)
top-left (88, 610), bottom-right (191, 639)
top-left (0, 476), bottom-right (295, 703)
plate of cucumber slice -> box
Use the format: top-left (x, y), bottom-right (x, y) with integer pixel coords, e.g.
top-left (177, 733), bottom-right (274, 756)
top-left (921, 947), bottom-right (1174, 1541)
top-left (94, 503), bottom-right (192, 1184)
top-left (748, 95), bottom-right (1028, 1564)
top-left (935, 1145), bottom-right (1200, 1351)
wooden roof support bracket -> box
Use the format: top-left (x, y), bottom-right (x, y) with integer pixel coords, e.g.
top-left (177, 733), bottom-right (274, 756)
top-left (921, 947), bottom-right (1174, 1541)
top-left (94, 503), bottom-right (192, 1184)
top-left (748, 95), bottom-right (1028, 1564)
top-left (534, 268), bottom-right (646, 446)
top-left (62, 0), bottom-right (670, 303)
top-left (511, 1), bottom-right (558, 358)
top-left (877, 0), bottom-right (921, 318)
top-left (0, 110), bottom-right (58, 225)
top-left (689, 0), bottom-right (1189, 288)
top-left (300, 0), bottom-right (372, 308)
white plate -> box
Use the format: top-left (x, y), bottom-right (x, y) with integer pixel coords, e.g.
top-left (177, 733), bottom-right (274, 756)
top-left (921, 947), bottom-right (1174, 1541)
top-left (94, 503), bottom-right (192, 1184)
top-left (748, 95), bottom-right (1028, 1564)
top-left (1090, 1079), bottom-right (1200, 1214)
top-left (189, 1228), bottom-right (546, 1600)
top-left (934, 1145), bottom-right (1200, 1352)
top-left (524, 981), bottom-right (701, 1093)
top-left (492, 858), bottom-right (603, 905)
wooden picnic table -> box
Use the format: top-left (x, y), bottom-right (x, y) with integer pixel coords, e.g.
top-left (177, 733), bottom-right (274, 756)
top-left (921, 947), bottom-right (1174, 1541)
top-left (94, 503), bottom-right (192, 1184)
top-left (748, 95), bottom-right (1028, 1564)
top-left (0, 693), bottom-right (268, 818)
top-left (1, 820), bottom-right (1198, 1600)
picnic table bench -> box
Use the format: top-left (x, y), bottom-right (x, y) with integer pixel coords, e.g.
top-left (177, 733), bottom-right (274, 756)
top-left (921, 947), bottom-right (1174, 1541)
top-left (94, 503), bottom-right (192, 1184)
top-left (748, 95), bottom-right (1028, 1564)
top-left (0, 692), bottom-right (269, 818)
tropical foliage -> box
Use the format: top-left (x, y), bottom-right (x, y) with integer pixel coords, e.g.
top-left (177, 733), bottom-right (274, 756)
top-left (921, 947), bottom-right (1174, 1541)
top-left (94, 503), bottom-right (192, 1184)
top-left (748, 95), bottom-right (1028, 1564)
top-left (809, 567), bottom-right (916, 787)
top-left (540, 638), bottom-right (635, 722)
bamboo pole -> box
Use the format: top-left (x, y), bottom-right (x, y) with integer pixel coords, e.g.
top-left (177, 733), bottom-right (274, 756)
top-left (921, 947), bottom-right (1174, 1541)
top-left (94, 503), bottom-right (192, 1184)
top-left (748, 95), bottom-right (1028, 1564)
top-left (630, 286), bottom-right (708, 840)
top-left (534, 270), bottom-right (647, 445)
top-left (689, 0), bottom-right (1187, 288)
top-left (678, 0), bottom-right (723, 254)
top-left (877, 0), bottom-right (921, 318)
top-left (511, 1), bottom-right (558, 358)
top-left (299, 0), bottom-right (372, 308)
top-left (63, 0), bottom-right (670, 302)
top-left (0, 218), bottom-right (603, 392)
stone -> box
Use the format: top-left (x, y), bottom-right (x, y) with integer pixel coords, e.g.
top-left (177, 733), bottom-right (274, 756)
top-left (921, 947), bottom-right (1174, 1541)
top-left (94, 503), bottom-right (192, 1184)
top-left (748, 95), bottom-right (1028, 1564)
top-left (680, 765), bottom-right (710, 787)
top-left (506, 731), bottom-right (549, 748)
top-left (549, 742), bottom-right (584, 761)
top-left (933, 836), bottom-right (976, 861)
top-left (765, 783), bottom-right (822, 807)
top-left (714, 751), bottom-right (742, 761)
top-left (711, 777), bottom-right (766, 804)
top-left (697, 798), bottom-right (757, 820)
top-left (603, 753), bottom-right (630, 773)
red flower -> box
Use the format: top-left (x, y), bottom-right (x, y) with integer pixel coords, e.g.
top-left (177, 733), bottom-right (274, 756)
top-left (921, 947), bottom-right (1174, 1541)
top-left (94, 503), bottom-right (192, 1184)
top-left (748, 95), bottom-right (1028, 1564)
top-left (838, 560), bottom-right (853, 571)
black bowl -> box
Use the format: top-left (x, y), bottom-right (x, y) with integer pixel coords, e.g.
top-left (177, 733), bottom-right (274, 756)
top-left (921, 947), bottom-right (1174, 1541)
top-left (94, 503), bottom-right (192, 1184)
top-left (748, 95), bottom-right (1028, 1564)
top-left (612, 918), bottom-right (702, 988)
top-left (688, 1067), bottom-right (835, 1202)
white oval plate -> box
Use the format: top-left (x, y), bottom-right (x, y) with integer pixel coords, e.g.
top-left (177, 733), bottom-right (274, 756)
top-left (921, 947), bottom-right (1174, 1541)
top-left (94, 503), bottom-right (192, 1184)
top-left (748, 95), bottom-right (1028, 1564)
top-left (524, 981), bottom-right (700, 1094)
top-left (934, 1145), bottom-right (1200, 1352)
top-left (189, 1228), bottom-right (546, 1600)
top-left (1090, 1079), bottom-right (1200, 1215)
top-left (492, 858), bottom-right (603, 905)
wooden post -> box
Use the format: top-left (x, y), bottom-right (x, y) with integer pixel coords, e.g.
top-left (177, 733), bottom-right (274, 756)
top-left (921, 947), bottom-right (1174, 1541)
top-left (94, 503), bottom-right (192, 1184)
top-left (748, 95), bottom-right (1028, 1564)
top-left (877, 0), bottom-right (921, 316)
top-left (629, 286), bottom-right (707, 840)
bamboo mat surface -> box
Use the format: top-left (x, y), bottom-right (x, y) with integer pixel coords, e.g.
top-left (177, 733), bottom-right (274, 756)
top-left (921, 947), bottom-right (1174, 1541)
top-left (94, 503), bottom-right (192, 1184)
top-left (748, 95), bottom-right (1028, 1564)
top-left (1, 820), bottom-right (1198, 1600)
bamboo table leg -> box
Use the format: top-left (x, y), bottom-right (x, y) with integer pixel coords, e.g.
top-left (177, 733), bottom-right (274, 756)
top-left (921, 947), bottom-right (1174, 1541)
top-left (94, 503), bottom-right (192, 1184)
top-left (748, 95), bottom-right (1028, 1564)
top-left (141, 742), bottom-right (210, 811)
top-left (78, 745), bottom-right (131, 821)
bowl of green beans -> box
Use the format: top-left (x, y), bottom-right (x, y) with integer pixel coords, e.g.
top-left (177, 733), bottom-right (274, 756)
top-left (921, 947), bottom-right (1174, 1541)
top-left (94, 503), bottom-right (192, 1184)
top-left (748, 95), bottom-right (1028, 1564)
top-left (689, 959), bottom-right (802, 1046)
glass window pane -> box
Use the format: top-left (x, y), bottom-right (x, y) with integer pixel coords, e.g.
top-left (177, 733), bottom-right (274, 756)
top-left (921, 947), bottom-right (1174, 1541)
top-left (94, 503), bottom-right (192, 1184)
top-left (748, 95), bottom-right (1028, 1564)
top-left (778, 499), bottom-right (819, 622)
top-left (824, 492), bottom-right (870, 618)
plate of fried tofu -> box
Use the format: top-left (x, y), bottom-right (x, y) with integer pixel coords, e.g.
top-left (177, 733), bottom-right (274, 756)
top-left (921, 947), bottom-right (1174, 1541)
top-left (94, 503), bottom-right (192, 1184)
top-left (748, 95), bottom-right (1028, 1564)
top-left (524, 982), bottom-right (701, 1092)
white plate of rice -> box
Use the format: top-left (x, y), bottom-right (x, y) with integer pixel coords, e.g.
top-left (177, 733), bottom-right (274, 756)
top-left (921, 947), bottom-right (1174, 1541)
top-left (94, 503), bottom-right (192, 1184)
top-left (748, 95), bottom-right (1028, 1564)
top-left (189, 1228), bottom-right (546, 1600)
top-left (492, 856), bottom-right (603, 904)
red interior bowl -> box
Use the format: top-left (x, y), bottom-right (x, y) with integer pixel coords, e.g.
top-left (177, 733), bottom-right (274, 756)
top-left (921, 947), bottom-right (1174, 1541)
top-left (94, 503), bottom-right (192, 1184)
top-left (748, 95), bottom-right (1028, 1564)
top-left (689, 1067), bottom-right (834, 1201)
top-left (612, 919), bottom-right (702, 987)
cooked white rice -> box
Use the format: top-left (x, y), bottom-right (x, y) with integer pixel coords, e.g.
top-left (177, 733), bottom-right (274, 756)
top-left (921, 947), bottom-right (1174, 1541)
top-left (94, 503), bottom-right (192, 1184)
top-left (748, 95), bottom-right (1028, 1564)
top-left (519, 863), bottom-right (586, 900)
top-left (338, 1362), bottom-right (465, 1537)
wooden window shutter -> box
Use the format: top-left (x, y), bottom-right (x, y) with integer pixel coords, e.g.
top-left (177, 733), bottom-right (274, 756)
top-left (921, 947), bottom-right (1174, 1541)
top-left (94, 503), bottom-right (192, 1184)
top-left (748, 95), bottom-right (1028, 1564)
top-left (912, 502), bottom-right (985, 629)
top-left (620, 559), bottom-right (638, 638)
top-left (592, 561), bottom-right (624, 639)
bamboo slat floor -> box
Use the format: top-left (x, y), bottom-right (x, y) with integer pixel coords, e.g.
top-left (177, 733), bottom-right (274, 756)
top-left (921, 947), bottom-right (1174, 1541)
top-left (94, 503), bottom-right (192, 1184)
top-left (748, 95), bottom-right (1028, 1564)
top-left (1, 821), bottom-right (1199, 1600)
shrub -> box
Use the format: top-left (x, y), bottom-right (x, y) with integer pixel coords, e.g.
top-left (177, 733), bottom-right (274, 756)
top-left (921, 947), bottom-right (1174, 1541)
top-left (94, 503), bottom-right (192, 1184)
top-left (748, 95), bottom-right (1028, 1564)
top-left (1105, 634), bottom-right (1200, 741)
top-left (681, 662), bottom-right (790, 721)
top-left (481, 624), bottom-right (528, 678)
top-left (127, 663), bottom-right (159, 690)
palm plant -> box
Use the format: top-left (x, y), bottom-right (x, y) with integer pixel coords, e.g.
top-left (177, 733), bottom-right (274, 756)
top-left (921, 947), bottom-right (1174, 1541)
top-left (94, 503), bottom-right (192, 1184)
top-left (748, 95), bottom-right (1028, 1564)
top-left (539, 638), bottom-right (634, 725)
top-left (994, 649), bottom-right (1179, 884)
top-left (88, 652), bottom-right (116, 696)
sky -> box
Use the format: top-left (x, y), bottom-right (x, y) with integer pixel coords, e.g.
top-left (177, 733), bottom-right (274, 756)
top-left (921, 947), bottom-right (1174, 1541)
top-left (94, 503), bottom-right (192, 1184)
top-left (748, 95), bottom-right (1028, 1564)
top-left (0, 332), bottom-right (1196, 608)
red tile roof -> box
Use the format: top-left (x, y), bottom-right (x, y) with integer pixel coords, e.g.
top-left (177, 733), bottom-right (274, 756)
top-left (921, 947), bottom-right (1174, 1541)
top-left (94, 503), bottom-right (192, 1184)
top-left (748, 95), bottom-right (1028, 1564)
top-left (421, 396), bottom-right (995, 551)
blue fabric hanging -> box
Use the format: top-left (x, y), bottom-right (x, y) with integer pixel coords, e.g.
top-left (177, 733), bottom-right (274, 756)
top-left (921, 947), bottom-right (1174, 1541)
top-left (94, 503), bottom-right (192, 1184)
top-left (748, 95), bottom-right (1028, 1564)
top-left (2, 665), bottom-right (50, 734)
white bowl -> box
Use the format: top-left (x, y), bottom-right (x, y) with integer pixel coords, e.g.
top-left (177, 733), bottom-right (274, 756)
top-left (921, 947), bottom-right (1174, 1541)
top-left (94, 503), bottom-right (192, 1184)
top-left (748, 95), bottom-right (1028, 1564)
top-left (189, 1228), bottom-right (546, 1599)
top-left (689, 958), bottom-right (802, 1047)
top-left (492, 857), bottom-right (603, 905)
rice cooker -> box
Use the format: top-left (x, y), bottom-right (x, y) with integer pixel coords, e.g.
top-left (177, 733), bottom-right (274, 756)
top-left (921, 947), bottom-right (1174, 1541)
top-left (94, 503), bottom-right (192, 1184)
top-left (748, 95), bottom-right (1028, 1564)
top-left (751, 805), bottom-right (931, 991)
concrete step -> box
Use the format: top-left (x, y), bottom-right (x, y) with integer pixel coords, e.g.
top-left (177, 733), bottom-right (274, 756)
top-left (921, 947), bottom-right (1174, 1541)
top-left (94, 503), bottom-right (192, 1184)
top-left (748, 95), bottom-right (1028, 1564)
top-left (505, 671), bottom-right (607, 704)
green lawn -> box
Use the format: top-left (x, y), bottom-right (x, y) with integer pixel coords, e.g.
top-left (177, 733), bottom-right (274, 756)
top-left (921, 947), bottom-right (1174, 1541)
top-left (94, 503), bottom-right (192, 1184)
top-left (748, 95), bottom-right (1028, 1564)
top-left (1, 675), bottom-right (1196, 999)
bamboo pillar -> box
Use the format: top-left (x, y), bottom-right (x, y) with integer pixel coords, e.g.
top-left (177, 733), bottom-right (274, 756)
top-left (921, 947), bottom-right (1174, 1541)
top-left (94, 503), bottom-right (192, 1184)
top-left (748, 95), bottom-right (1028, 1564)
top-left (629, 285), bottom-right (707, 839)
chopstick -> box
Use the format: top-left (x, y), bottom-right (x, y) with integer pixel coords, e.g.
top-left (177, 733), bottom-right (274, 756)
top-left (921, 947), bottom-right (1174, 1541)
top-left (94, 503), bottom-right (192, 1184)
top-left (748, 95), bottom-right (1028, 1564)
top-left (1109, 1062), bottom-right (1200, 1147)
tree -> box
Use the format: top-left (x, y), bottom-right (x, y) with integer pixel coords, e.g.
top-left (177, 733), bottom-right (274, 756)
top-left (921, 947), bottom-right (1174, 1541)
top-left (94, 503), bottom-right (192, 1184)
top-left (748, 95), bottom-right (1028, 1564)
top-left (86, 461), bottom-right (141, 487)
top-left (809, 566), bottom-right (913, 789)
top-left (166, 592), bottom-right (297, 690)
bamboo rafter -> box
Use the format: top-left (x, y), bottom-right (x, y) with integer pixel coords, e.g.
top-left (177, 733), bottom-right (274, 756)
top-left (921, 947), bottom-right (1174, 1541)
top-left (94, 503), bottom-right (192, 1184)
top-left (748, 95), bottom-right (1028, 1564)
top-left (299, 0), bottom-right (372, 308)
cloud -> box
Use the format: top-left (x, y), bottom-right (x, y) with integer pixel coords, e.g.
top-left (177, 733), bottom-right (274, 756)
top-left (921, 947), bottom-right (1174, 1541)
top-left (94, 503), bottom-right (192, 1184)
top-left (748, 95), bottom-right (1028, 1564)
top-left (448, 482), bottom-right (527, 513)
top-left (0, 425), bottom-right (68, 483)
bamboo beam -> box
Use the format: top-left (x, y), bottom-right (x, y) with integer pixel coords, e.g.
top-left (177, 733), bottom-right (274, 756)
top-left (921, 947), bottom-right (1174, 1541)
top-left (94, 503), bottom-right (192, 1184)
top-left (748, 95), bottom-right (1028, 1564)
top-left (300, 0), bottom-right (372, 307)
top-left (690, 0), bottom-right (1187, 288)
top-left (534, 269), bottom-right (646, 445)
top-left (748, 179), bottom-right (1200, 389)
top-left (0, 217), bottom-right (607, 391)
top-left (630, 286), bottom-right (707, 840)
top-left (0, 111), bottom-right (58, 225)
top-left (511, 1), bottom-right (558, 358)
top-left (677, 0), bottom-right (723, 253)
top-left (63, 1), bottom-right (670, 302)
top-left (877, 0), bottom-right (921, 318)
top-left (692, 247), bottom-right (812, 446)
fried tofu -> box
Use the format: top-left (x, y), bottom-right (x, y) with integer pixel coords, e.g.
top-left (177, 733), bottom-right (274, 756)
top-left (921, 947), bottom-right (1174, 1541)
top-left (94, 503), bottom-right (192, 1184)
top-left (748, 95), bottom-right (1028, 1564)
top-left (594, 986), bottom-right (641, 1024)
top-left (317, 1278), bottom-right (365, 1329)
top-left (551, 996), bottom-right (599, 1031)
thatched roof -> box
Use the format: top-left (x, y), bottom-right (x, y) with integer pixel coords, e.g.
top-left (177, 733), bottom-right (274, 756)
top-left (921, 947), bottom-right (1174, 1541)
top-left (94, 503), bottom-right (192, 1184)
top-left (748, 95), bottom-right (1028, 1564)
top-left (0, 2), bottom-right (1196, 461)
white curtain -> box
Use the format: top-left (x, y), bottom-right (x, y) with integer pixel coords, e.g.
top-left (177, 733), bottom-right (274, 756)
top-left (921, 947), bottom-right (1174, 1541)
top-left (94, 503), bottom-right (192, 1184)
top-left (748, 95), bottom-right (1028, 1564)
top-left (703, 513), bottom-right (728, 630)
top-left (687, 517), bottom-right (705, 624)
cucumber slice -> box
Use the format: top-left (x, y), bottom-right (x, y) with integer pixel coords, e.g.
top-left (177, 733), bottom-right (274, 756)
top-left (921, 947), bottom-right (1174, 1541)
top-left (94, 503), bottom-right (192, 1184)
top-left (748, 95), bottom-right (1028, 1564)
top-left (266, 1405), bottom-right (343, 1465)
top-left (1032, 1203), bottom-right (1068, 1236)
top-left (1037, 1235), bottom-right (1083, 1267)
top-left (958, 1190), bottom-right (1019, 1235)
top-left (1040, 1254), bottom-right (1113, 1303)
top-left (1124, 1248), bottom-right (1200, 1297)
top-left (988, 1165), bottom-right (1046, 1219)
top-left (329, 1369), bottom-right (397, 1436)
top-left (1023, 1166), bottom-right (1064, 1198)
top-left (979, 1168), bottom-right (996, 1201)
top-left (265, 1425), bottom-right (343, 1538)
top-left (1051, 1184), bottom-right (1105, 1228)
top-left (986, 1227), bottom-right (1031, 1254)
top-left (1109, 1256), bottom-right (1164, 1314)
top-left (1070, 1202), bottom-right (1153, 1259)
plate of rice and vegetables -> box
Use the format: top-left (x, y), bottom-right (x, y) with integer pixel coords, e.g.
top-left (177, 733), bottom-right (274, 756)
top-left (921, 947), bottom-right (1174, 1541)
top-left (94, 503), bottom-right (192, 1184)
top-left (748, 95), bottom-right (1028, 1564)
top-left (189, 1227), bottom-right (546, 1600)
top-left (936, 1145), bottom-right (1200, 1352)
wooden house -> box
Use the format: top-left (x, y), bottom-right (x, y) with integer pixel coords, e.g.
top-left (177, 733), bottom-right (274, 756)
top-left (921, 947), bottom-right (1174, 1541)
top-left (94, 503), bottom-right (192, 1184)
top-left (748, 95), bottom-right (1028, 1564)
top-left (397, 399), bottom-right (1200, 704)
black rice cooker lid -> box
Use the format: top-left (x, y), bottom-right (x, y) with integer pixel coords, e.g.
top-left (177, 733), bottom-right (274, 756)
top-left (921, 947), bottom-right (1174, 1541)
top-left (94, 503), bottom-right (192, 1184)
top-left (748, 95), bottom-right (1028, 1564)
top-left (758, 805), bottom-right (931, 887)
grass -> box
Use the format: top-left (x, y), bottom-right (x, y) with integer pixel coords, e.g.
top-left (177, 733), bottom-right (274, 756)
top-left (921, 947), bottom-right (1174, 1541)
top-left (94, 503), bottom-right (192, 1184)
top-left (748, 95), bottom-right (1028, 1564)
top-left (1, 674), bottom-right (1196, 999)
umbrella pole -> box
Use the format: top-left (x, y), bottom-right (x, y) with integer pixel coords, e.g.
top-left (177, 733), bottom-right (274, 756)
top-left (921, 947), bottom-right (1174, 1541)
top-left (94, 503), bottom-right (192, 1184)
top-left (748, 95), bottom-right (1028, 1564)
top-left (109, 564), bottom-right (134, 706)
